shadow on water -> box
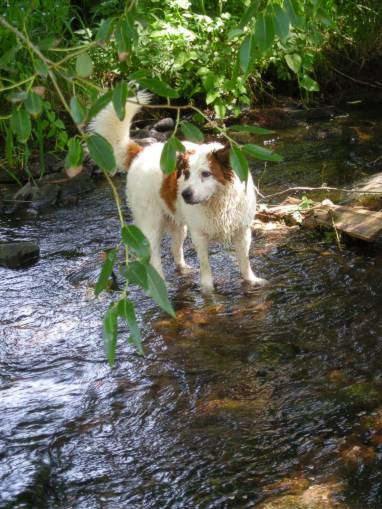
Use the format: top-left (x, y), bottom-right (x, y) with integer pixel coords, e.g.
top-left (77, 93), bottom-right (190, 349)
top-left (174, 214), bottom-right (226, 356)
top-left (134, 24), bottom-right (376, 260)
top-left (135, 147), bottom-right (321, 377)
top-left (1, 105), bottom-right (382, 508)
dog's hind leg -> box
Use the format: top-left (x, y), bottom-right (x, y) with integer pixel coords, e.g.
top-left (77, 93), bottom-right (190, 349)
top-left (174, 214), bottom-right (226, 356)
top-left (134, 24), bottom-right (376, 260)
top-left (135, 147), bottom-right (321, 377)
top-left (170, 224), bottom-right (190, 272)
top-left (233, 227), bottom-right (268, 286)
top-left (134, 214), bottom-right (165, 279)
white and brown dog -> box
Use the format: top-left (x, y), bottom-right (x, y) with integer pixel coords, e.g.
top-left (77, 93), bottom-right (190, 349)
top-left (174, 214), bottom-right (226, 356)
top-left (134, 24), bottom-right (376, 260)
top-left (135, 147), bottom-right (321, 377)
top-left (90, 93), bottom-right (267, 291)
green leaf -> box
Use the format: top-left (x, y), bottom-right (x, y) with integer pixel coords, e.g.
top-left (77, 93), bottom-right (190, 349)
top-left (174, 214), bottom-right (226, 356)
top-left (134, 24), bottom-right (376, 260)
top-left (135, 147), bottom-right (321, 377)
top-left (243, 143), bottom-right (283, 162)
top-left (239, 34), bottom-right (254, 73)
top-left (70, 96), bottom-right (86, 124)
top-left (273, 5), bottom-right (290, 42)
top-left (95, 248), bottom-right (117, 296)
top-left (10, 109), bottom-right (31, 143)
top-left (7, 91), bottom-right (27, 103)
top-left (121, 225), bottom-right (151, 261)
top-left (103, 304), bottom-right (118, 366)
top-left (138, 78), bottom-right (179, 99)
top-left (254, 14), bottom-right (275, 54)
top-left (120, 261), bottom-right (148, 290)
top-left (145, 263), bottom-right (175, 317)
top-left (75, 52), bottom-right (93, 78)
top-left (227, 28), bottom-right (245, 40)
top-left (96, 17), bottom-right (115, 43)
top-left (112, 81), bottom-right (128, 121)
top-left (88, 90), bottom-right (113, 121)
top-left (0, 45), bottom-right (20, 68)
top-left (34, 59), bottom-right (49, 77)
top-left (229, 146), bottom-right (249, 182)
top-left (284, 0), bottom-right (304, 28)
top-left (87, 133), bottom-right (116, 173)
top-left (229, 124), bottom-right (275, 135)
top-left (117, 298), bottom-right (144, 355)
top-left (65, 137), bottom-right (84, 170)
top-left (128, 69), bottom-right (149, 80)
top-left (285, 53), bottom-right (302, 74)
top-left (171, 136), bottom-right (186, 153)
top-left (239, 0), bottom-right (260, 28)
top-left (114, 18), bottom-right (131, 55)
top-left (160, 138), bottom-right (177, 174)
top-left (214, 100), bottom-right (226, 119)
top-left (180, 122), bottom-right (204, 143)
top-left (300, 75), bottom-right (320, 92)
top-left (24, 91), bottom-right (42, 116)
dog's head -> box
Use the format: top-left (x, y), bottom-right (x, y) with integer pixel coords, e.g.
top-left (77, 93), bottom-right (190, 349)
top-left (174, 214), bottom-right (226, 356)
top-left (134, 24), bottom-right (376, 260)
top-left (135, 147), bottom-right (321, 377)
top-left (177, 143), bottom-right (234, 205)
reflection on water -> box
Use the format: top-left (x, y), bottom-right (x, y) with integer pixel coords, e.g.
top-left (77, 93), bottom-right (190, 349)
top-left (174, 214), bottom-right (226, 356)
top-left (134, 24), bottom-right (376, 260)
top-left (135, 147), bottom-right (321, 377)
top-left (1, 106), bottom-right (382, 508)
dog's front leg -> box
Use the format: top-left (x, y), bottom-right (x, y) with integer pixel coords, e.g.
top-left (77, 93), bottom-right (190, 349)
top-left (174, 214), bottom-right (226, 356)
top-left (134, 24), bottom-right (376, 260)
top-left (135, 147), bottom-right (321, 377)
top-left (234, 227), bottom-right (268, 286)
top-left (190, 231), bottom-right (214, 292)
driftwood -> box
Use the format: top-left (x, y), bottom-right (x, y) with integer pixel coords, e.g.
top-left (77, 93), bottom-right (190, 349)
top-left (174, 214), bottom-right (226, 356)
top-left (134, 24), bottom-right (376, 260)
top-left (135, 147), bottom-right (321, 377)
top-left (257, 197), bottom-right (382, 242)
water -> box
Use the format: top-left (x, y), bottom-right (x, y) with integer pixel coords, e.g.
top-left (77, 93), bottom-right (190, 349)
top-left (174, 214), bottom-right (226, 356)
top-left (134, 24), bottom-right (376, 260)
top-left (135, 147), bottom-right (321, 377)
top-left (1, 105), bottom-right (382, 508)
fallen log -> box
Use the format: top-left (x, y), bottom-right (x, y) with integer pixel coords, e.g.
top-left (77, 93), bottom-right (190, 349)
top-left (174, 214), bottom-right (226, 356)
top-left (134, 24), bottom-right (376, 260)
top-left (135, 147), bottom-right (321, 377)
top-left (256, 198), bottom-right (382, 242)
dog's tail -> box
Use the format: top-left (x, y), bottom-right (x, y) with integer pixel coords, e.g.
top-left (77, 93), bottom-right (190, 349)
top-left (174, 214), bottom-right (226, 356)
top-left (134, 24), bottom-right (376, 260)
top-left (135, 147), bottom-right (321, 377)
top-left (88, 90), bottom-right (151, 171)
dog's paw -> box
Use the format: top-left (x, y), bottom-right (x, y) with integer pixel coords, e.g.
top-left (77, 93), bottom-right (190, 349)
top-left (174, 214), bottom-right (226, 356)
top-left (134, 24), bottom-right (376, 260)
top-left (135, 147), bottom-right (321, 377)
top-left (245, 276), bottom-right (269, 287)
top-left (176, 263), bottom-right (193, 274)
top-left (200, 281), bottom-right (215, 293)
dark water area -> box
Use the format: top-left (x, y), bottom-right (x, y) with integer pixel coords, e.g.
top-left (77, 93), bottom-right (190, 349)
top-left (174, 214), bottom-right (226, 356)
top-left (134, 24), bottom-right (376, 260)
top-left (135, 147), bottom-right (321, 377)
top-left (1, 105), bottom-right (382, 508)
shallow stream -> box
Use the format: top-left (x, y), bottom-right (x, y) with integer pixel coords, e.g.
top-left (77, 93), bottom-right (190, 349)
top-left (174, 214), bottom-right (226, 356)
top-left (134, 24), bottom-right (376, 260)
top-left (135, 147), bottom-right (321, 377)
top-left (1, 104), bottom-right (382, 508)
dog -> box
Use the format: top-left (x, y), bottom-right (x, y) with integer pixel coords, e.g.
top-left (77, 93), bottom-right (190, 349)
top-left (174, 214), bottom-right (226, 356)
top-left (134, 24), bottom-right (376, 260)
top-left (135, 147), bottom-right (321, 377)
top-left (89, 93), bottom-right (267, 291)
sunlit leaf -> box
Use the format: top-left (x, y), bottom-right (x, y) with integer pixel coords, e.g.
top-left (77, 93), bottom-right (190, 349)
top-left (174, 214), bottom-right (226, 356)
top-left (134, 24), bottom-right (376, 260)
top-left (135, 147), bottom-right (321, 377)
top-left (229, 124), bottom-right (275, 135)
top-left (121, 225), bottom-right (151, 261)
top-left (34, 59), bottom-right (49, 77)
top-left (95, 248), bottom-right (117, 296)
top-left (96, 17), bottom-right (115, 43)
top-left (103, 304), bottom-right (118, 366)
top-left (180, 122), bottom-right (204, 143)
top-left (239, 34), bottom-right (254, 73)
top-left (70, 96), bottom-right (86, 124)
top-left (117, 298), bottom-right (144, 355)
top-left (10, 109), bottom-right (31, 143)
top-left (145, 263), bottom-right (175, 317)
top-left (138, 78), bottom-right (179, 99)
top-left (112, 81), bottom-right (128, 121)
top-left (76, 52), bottom-right (93, 78)
top-left (300, 75), bottom-right (320, 92)
top-left (243, 143), bottom-right (283, 162)
top-left (25, 91), bottom-right (42, 116)
top-left (254, 14), bottom-right (275, 54)
top-left (229, 146), bottom-right (249, 181)
top-left (87, 133), bottom-right (116, 173)
top-left (120, 261), bottom-right (148, 290)
top-left (160, 138), bottom-right (177, 174)
top-left (285, 53), bottom-right (302, 74)
top-left (239, 0), bottom-right (260, 28)
top-left (88, 90), bottom-right (113, 121)
top-left (65, 136), bottom-right (84, 171)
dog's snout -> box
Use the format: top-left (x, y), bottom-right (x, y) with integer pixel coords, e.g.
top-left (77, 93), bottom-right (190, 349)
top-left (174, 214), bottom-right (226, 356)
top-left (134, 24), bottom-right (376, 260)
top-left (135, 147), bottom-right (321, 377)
top-left (182, 188), bottom-right (193, 203)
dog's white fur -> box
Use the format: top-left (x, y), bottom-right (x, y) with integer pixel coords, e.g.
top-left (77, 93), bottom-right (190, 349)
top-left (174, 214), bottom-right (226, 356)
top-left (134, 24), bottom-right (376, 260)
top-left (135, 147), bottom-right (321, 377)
top-left (89, 95), bottom-right (266, 291)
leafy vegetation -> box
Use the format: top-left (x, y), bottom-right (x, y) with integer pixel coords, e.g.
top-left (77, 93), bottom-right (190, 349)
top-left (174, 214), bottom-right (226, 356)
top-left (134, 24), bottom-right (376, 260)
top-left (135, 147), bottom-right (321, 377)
top-left (1, 0), bottom-right (381, 362)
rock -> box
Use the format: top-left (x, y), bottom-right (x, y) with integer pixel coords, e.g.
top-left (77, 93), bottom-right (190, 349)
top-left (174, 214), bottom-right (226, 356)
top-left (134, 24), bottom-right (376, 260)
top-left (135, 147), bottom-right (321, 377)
top-left (131, 137), bottom-right (158, 147)
top-left (130, 128), bottom-right (151, 139)
top-left (149, 129), bottom-right (172, 142)
top-left (59, 172), bottom-right (96, 205)
top-left (30, 183), bottom-right (60, 211)
top-left (152, 117), bottom-right (175, 132)
top-left (0, 241), bottom-right (40, 268)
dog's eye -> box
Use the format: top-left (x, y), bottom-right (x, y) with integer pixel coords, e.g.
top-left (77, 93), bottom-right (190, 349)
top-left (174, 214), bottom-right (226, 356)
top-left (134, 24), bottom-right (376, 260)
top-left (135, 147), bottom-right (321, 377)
top-left (183, 170), bottom-right (190, 180)
top-left (201, 171), bottom-right (212, 178)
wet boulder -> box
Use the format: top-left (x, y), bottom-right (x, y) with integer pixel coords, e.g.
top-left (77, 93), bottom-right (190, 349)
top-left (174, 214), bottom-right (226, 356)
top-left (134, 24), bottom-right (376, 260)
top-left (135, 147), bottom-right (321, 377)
top-left (152, 117), bottom-right (175, 132)
top-left (0, 241), bottom-right (40, 268)
top-left (149, 129), bottom-right (172, 142)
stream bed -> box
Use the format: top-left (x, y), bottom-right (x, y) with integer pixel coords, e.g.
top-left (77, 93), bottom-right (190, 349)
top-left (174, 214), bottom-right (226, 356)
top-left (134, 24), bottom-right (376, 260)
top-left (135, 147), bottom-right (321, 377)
top-left (1, 103), bottom-right (382, 508)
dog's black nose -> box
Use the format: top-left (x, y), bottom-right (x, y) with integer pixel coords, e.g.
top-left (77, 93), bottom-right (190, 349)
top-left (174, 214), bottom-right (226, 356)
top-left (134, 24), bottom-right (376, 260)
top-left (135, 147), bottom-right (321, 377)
top-left (182, 188), bottom-right (193, 202)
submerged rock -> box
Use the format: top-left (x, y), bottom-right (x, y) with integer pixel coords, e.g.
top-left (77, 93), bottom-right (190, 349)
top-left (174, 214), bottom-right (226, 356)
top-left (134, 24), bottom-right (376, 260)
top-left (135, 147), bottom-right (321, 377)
top-left (0, 241), bottom-right (40, 268)
top-left (152, 117), bottom-right (175, 132)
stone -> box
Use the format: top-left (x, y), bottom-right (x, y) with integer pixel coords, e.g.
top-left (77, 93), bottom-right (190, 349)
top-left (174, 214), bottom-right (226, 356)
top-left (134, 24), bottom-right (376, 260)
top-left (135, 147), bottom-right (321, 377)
top-left (152, 117), bottom-right (175, 132)
top-left (130, 128), bottom-right (151, 139)
top-left (149, 129), bottom-right (172, 142)
top-left (0, 241), bottom-right (40, 268)
top-left (30, 183), bottom-right (60, 211)
top-left (131, 137), bottom-right (158, 147)
top-left (59, 172), bottom-right (96, 205)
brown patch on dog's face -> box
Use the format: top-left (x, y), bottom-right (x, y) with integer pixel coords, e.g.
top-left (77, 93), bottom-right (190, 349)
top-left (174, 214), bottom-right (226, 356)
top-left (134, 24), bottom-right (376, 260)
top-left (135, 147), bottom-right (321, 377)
top-left (160, 151), bottom-right (193, 213)
top-left (207, 146), bottom-right (234, 184)
top-left (124, 142), bottom-right (143, 170)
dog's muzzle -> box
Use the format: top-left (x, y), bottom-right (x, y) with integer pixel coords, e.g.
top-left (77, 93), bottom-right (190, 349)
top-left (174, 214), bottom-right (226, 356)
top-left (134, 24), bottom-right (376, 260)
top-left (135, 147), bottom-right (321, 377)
top-left (181, 188), bottom-right (195, 204)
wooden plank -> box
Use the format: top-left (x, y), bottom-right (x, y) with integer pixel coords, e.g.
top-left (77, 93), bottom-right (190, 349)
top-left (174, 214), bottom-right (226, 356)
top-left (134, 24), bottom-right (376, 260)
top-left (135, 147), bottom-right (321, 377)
top-left (313, 205), bottom-right (382, 241)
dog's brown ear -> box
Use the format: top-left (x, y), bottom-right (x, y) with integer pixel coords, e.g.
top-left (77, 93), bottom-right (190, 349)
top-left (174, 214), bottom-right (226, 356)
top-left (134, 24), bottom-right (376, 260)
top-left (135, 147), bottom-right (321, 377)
top-left (213, 145), bottom-right (230, 168)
